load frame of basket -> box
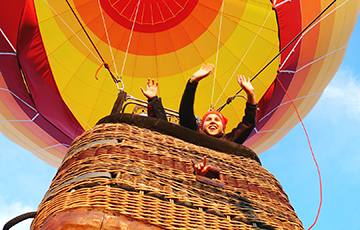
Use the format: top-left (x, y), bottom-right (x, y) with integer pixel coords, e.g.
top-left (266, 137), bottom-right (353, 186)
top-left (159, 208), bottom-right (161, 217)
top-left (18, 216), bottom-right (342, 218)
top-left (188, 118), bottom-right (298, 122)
top-left (31, 114), bottom-right (303, 229)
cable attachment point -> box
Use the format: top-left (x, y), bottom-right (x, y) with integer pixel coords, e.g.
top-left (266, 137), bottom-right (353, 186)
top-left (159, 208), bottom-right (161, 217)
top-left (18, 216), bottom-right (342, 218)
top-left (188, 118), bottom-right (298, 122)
top-left (217, 95), bottom-right (236, 112)
top-left (103, 63), bottom-right (124, 91)
top-left (115, 78), bottom-right (125, 91)
top-left (226, 96), bottom-right (235, 105)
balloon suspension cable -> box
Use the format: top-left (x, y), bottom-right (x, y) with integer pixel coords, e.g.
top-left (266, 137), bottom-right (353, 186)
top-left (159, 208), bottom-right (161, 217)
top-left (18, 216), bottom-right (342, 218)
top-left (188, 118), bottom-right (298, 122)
top-left (216, 0), bottom-right (337, 112)
top-left (44, 1), bottom-right (102, 64)
top-left (210, 0), bottom-right (225, 108)
top-left (104, 63), bottom-right (124, 91)
top-left (120, 0), bottom-right (141, 80)
top-left (97, 0), bottom-right (119, 76)
top-left (216, 2), bottom-right (337, 227)
top-left (64, 0), bottom-right (122, 89)
top-left (213, 10), bottom-right (272, 108)
top-left (215, 0), bottom-right (338, 227)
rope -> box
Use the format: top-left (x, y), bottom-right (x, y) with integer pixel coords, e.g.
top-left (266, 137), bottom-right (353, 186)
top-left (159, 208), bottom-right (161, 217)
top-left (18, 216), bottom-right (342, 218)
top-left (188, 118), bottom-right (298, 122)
top-left (120, 0), bottom-right (141, 80)
top-left (275, 78), bottom-right (323, 230)
top-left (43, 143), bottom-right (70, 150)
top-left (2, 212), bottom-right (37, 230)
top-left (0, 28), bottom-right (16, 52)
top-left (97, 0), bottom-right (119, 76)
top-left (95, 63), bottom-right (104, 80)
top-left (278, 0), bottom-right (350, 71)
top-left (215, 2), bottom-right (345, 227)
top-left (64, 0), bottom-right (120, 86)
top-left (216, 0), bottom-right (337, 112)
top-left (252, 0), bottom-right (351, 227)
top-left (214, 10), bottom-right (272, 108)
top-left (0, 88), bottom-right (37, 112)
top-left (273, 0), bottom-right (292, 9)
top-left (43, 0), bottom-right (102, 64)
top-left (300, 5), bottom-right (353, 229)
top-left (276, 46), bottom-right (345, 81)
top-left (257, 93), bottom-right (321, 123)
top-left (0, 52), bottom-right (16, 56)
top-left (210, 0), bottom-right (225, 109)
top-left (65, 0), bottom-right (105, 63)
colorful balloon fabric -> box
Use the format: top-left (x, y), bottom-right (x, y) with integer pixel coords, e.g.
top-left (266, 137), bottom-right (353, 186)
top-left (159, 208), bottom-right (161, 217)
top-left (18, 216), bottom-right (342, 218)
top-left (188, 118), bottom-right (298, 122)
top-left (1, 0), bottom-right (359, 166)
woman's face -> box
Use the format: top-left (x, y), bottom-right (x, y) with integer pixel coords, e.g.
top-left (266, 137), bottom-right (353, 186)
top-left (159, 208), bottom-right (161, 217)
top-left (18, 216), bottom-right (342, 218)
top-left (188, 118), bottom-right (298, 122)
top-left (202, 114), bottom-right (224, 137)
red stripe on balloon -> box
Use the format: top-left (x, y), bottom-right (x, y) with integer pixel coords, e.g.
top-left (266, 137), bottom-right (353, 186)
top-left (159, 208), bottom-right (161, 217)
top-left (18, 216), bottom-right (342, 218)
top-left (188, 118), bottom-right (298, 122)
top-left (253, 0), bottom-right (303, 132)
top-left (0, 0), bottom-right (84, 146)
top-left (74, 0), bottom-right (223, 55)
top-left (100, 0), bottom-right (199, 33)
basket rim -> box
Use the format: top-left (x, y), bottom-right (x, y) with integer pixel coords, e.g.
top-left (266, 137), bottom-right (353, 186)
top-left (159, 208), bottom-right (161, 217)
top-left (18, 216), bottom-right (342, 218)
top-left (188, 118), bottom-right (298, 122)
top-left (97, 113), bottom-right (260, 164)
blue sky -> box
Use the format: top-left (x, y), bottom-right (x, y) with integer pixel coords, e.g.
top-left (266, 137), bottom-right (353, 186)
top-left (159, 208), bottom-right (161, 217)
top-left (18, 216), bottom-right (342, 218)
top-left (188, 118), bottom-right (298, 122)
top-left (1, 15), bottom-right (359, 230)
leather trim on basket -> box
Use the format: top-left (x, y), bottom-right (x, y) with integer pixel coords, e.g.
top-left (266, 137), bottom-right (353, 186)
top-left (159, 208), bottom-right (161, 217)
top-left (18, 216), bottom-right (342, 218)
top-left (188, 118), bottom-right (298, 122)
top-left (97, 113), bottom-right (261, 164)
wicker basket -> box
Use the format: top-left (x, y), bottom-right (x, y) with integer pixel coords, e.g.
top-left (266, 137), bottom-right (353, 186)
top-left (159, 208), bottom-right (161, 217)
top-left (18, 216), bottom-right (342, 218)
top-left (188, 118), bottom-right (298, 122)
top-left (31, 115), bottom-right (303, 229)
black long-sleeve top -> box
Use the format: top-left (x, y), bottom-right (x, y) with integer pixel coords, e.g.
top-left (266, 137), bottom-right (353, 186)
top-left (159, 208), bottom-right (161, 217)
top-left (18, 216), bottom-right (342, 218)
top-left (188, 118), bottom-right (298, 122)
top-left (179, 80), bottom-right (257, 144)
top-left (147, 96), bottom-right (167, 121)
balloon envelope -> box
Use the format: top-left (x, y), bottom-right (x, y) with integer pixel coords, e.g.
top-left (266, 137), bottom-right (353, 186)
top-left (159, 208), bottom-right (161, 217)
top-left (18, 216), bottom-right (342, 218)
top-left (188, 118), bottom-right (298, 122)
top-left (1, 0), bottom-right (359, 166)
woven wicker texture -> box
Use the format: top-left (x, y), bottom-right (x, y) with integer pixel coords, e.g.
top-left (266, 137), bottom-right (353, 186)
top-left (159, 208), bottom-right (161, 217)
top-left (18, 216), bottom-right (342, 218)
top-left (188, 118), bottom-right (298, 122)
top-left (32, 123), bottom-right (303, 229)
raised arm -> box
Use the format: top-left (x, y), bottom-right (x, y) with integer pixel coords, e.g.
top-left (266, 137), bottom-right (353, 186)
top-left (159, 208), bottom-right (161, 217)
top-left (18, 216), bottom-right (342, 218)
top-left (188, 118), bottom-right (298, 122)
top-left (237, 75), bottom-right (256, 105)
top-left (141, 79), bottom-right (167, 121)
top-left (225, 75), bottom-right (257, 144)
top-left (179, 64), bottom-right (214, 130)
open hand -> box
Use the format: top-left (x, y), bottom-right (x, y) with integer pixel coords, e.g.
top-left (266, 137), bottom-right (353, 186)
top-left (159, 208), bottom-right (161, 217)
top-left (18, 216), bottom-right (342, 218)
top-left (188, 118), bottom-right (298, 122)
top-left (237, 75), bottom-right (254, 95)
top-left (190, 64), bottom-right (215, 82)
top-left (141, 79), bottom-right (159, 99)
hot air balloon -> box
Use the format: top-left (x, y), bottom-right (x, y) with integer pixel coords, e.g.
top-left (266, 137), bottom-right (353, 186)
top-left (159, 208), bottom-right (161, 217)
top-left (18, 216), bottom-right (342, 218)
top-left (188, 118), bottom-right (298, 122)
top-left (1, 0), bottom-right (359, 166)
top-left (1, 0), bottom-right (359, 229)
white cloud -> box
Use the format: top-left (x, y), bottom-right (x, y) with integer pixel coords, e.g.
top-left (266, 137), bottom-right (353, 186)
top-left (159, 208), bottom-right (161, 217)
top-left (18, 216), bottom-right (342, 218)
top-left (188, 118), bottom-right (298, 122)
top-left (310, 67), bottom-right (360, 177)
top-left (0, 200), bottom-right (34, 230)
top-left (320, 68), bottom-right (360, 122)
